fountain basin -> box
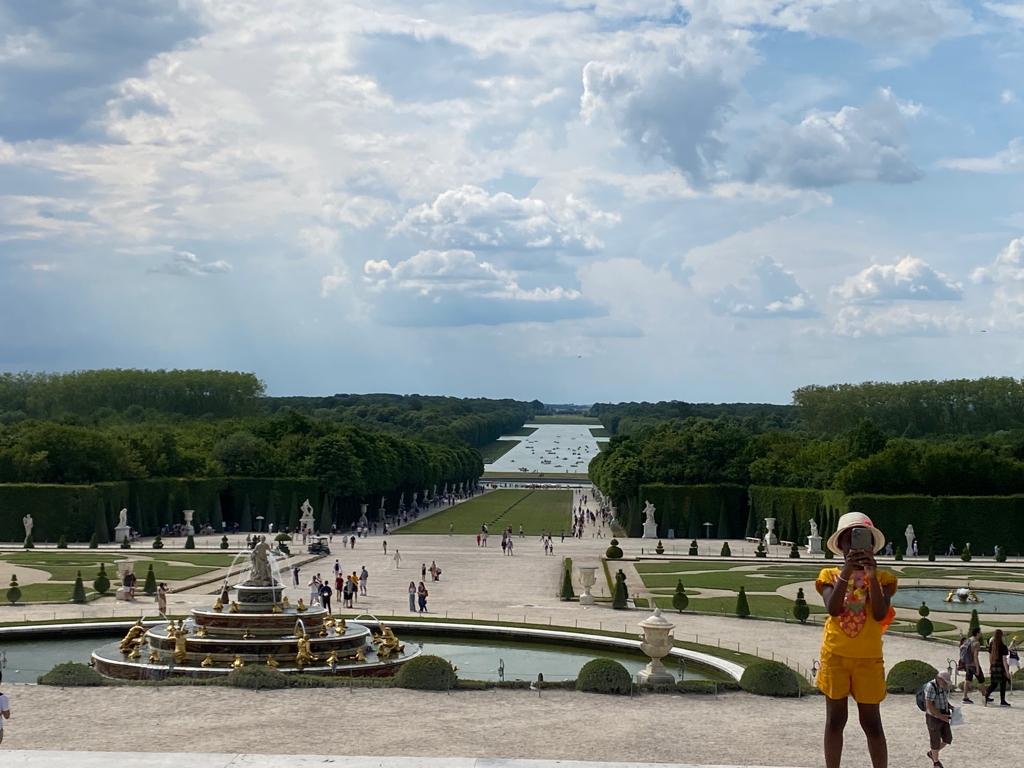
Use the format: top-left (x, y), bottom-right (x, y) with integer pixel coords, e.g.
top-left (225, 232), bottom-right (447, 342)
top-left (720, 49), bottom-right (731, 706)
top-left (893, 587), bottom-right (1024, 613)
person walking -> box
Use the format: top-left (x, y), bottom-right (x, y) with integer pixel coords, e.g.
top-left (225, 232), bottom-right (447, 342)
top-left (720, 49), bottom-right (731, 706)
top-left (157, 582), bottom-right (168, 615)
top-left (382, 539), bottom-right (387, 555)
top-left (983, 628), bottom-right (1012, 706)
top-left (293, 565), bottom-right (300, 586)
top-left (0, 671), bottom-right (10, 745)
top-left (924, 670), bottom-right (954, 767)
top-left (421, 562), bottom-right (427, 581)
top-left (319, 582), bottom-right (333, 614)
top-left (393, 548), bottom-right (401, 569)
top-left (417, 581), bottom-right (428, 613)
top-left (961, 626), bottom-right (985, 704)
top-left (309, 576), bottom-right (320, 607)
top-left (816, 512), bottom-right (896, 768)
top-left (360, 565), bottom-right (368, 595)
top-left (333, 559), bottom-right (341, 578)
top-left (408, 581), bottom-right (417, 612)
top-left (430, 560), bottom-right (439, 581)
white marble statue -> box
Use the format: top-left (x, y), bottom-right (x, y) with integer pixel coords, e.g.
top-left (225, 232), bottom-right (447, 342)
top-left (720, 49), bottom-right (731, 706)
top-left (809, 518), bottom-right (818, 538)
top-left (22, 513), bottom-right (33, 538)
top-left (248, 536), bottom-right (274, 585)
top-left (300, 499), bottom-right (313, 518)
top-left (905, 524), bottom-right (916, 554)
top-left (643, 501), bottom-right (656, 524)
top-left (118, 508), bottom-right (128, 528)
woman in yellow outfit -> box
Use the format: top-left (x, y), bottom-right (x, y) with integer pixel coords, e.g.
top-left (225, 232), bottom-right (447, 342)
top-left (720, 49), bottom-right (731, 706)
top-left (816, 512), bottom-right (897, 768)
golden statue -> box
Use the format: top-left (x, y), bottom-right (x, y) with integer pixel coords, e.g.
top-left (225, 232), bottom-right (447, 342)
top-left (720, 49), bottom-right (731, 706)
top-left (271, 602), bottom-right (282, 614)
top-left (354, 645), bottom-right (366, 662)
top-left (148, 648), bottom-right (160, 664)
top-left (232, 654), bottom-right (245, 670)
top-left (297, 598), bottom-right (307, 612)
top-left (325, 649), bottom-right (339, 667)
top-left (336, 617), bottom-right (346, 633)
top-left (282, 596), bottom-right (291, 609)
top-left (213, 598), bottom-right (223, 612)
top-left (295, 633), bottom-right (317, 669)
top-left (377, 643), bottom-right (393, 660)
top-left (318, 626), bottom-right (328, 638)
top-left (201, 654), bottom-right (214, 667)
top-left (945, 589), bottom-right (955, 603)
top-left (373, 624), bottom-right (404, 656)
top-left (128, 645), bottom-right (141, 660)
top-left (173, 624), bottom-right (188, 664)
top-left (229, 601), bottom-right (240, 613)
top-left (266, 655), bottom-right (280, 668)
top-left (119, 620), bottom-right (147, 654)
top-left (195, 624), bottom-right (208, 638)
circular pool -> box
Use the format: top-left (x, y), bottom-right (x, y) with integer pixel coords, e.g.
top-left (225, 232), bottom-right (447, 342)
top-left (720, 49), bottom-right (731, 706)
top-left (893, 587), bottom-right (1024, 613)
top-left (0, 633), bottom-right (718, 684)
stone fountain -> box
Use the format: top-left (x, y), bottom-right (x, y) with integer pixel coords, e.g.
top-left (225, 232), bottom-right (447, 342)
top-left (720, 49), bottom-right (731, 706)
top-left (92, 536), bottom-right (419, 679)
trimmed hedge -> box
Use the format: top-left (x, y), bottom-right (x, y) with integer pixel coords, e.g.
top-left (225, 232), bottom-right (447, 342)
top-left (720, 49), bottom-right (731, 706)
top-left (637, 483), bottom-right (747, 540)
top-left (886, 659), bottom-right (937, 694)
top-left (38, 661), bottom-right (106, 686)
top-left (746, 486), bottom-right (848, 544)
top-left (739, 660), bottom-right (800, 697)
top-left (605, 539), bottom-right (623, 559)
top-left (226, 666), bottom-right (290, 690)
top-left (393, 654), bottom-right (458, 691)
top-left (576, 658), bottom-right (632, 695)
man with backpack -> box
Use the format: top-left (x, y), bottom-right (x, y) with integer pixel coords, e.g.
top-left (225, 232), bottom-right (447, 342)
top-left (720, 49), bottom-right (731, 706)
top-left (0, 670), bottom-right (10, 745)
top-left (960, 626), bottom-right (984, 704)
top-left (921, 670), bottom-right (954, 767)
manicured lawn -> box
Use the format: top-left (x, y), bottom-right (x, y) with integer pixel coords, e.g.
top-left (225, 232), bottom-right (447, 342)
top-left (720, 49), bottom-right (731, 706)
top-left (528, 415), bottom-right (601, 424)
top-left (0, 551), bottom-right (235, 582)
top-left (478, 440), bottom-right (520, 463)
top-left (6, 582), bottom-right (104, 603)
top-left (641, 567), bottom-right (823, 592)
top-left (395, 489), bottom-right (573, 535)
top-left (589, 427), bottom-right (610, 437)
top-left (649, 593), bottom-right (827, 618)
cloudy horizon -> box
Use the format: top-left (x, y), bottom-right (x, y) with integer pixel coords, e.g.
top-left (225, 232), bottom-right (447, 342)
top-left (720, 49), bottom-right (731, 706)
top-left (2, 1), bottom-right (1023, 404)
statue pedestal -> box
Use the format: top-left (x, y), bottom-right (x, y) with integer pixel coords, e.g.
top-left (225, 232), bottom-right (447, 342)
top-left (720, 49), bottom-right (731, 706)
top-left (114, 524), bottom-right (131, 545)
top-left (764, 517), bottom-right (779, 545)
top-left (642, 520), bottom-right (658, 539)
top-left (183, 509), bottom-right (195, 536)
top-left (807, 535), bottom-right (823, 555)
top-left (116, 562), bottom-right (134, 601)
top-left (579, 566), bottom-right (597, 606)
top-left (638, 659), bottom-right (675, 685)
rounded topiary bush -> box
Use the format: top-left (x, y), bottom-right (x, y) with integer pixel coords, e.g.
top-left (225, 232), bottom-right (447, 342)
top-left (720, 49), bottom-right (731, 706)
top-left (885, 659), bottom-right (937, 694)
top-left (739, 660), bottom-right (800, 697)
top-left (152, 535), bottom-right (164, 550)
top-left (688, 539), bottom-right (699, 556)
top-left (605, 539), bottom-right (623, 559)
top-left (916, 602), bottom-right (933, 639)
top-left (7, 574), bottom-right (22, 604)
top-left (220, 535), bottom-right (230, 550)
top-left (393, 654), bottom-right (458, 691)
top-left (961, 544), bottom-right (972, 562)
top-left (576, 657), bottom-right (632, 695)
top-left (88, 532), bottom-right (99, 549)
top-left (93, 563), bottom-right (110, 595)
top-left (57, 535), bottom-right (67, 549)
top-left (226, 665), bottom-right (290, 690)
top-left (792, 587), bottom-right (810, 624)
top-left (996, 545), bottom-right (1007, 563)
top-left (38, 661), bottom-right (106, 686)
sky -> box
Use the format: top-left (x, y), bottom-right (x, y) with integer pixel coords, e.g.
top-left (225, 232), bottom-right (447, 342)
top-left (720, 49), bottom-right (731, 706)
top-left (2, 1), bottom-right (1024, 404)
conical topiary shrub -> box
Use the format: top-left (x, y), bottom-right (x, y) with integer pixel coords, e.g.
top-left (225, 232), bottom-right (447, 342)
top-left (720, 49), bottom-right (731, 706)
top-left (792, 587), bottom-right (810, 623)
top-left (72, 571), bottom-right (87, 603)
top-left (7, 574), bottom-right (22, 604)
top-left (969, 608), bottom-right (981, 636)
top-left (144, 563), bottom-right (157, 595)
top-left (916, 601), bottom-right (933, 639)
top-left (220, 535), bottom-right (229, 550)
top-left (824, 548), bottom-right (834, 560)
top-left (93, 563), bottom-right (110, 595)
top-left (88, 532), bottom-right (98, 549)
top-left (688, 539), bottom-right (698, 556)
top-left (121, 536), bottom-right (131, 549)
top-left (961, 543), bottom-right (972, 562)
top-left (927, 545), bottom-right (936, 562)
top-left (755, 540), bottom-right (767, 558)
top-left (720, 541), bottom-right (732, 557)
top-left (560, 561), bottom-right (575, 600)
top-left (612, 569), bottom-right (629, 609)
top-left (23, 533), bottom-right (34, 549)
top-left (152, 535), bottom-right (164, 550)
top-left (184, 534), bottom-right (195, 550)
top-left (735, 585), bottom-right (750, 618)
top-left (789, 541), bottom-right (800, 559)
top-left (57, 535), bottom-right (67, 549)
top-left (672, 579), bottom-right (689, 612)
top-left (996, 545), bottom-right (1007, 563)
top-left (894, 545), bottom-right (903, 561)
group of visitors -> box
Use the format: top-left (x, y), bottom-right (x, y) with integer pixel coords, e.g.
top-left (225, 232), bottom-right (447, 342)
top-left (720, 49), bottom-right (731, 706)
top-left (420, 561), bottom-right (442, 581)
top-left (305, 567), bottom-right (368, 612)
top-left (408, 580), bottom-right (429, 613)
top-left (959, 626), bottom-right (1020, 706)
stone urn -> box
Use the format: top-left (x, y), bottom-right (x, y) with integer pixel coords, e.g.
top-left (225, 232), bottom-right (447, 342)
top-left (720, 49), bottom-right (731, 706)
top-left (638, 607), bottom-right (675, 684)
top-left (183, 509), bottom-right (195, 536)
top-left (764, 517), bottom-right (778, 545)
top-left (578, 565), bottom-right (597, 606)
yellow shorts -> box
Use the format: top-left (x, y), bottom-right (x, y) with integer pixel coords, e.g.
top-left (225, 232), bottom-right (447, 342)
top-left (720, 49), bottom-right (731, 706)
top-left (817, 651), bottom-right (886, 704)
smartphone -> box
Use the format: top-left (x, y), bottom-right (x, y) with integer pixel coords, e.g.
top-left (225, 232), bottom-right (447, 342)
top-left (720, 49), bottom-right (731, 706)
top-left (849, 527), bottom-right (874, 552)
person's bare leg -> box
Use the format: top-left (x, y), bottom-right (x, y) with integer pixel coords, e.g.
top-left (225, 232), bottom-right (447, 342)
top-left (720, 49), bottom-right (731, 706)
top-left (824, 696), bottom-right (848, 768)
top-left (857, 702), bottom-right (888, 768)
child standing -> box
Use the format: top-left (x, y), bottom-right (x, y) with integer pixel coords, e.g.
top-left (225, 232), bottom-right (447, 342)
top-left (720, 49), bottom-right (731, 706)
top-left (816, 512), bottom-right (897, 768)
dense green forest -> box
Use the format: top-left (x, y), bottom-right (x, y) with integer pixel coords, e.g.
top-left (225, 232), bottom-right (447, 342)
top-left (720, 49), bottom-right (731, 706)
top-left (590, 378), bottom-right (1024, 523)
top-left (0, 370), bottom-right (540, 539)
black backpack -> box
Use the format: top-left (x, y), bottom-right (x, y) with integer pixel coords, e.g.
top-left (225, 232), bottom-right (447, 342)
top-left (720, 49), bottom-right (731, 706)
top-left (959, 639), bottom-right (973, 670)
top-left (916, 681), bottom-right (931, 712)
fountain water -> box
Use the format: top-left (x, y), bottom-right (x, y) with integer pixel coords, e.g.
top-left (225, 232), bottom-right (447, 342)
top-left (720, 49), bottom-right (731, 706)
top-left (92, 538), bottom-right (419, 679)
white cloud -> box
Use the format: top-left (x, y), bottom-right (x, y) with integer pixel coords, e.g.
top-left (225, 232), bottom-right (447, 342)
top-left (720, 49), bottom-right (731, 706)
top-left (1002, 89), bottom-right (1017, 105)
top-left (747, 89), bottom-right (922, 187)
top-left (320, 265), bottom-right (349, 297)
top-left (580, 26), bottom-right (755, 184)
top-left (972, 238), bottom-right (1024, 283)
top-left (985, 2), bottom-right (1024, 23)
top-left (940, 137), bottom-right (1024, 173)
top-left (832, 256), bottom-right (962, 303)
top-left (30, 263), bottom-right (59, 272)
top-left (393, 185), bottom-right (617, 251)
top-left (833, 305), bottom-right (965, 337)
top-left (712, 256), bottom-right (818, 317)
top-left (151, 251), bottom-right (232, 277)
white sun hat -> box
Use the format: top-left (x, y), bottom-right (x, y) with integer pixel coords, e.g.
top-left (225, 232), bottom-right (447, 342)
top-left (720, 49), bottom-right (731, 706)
top-left (826, 511), bottom-right (886, 556)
